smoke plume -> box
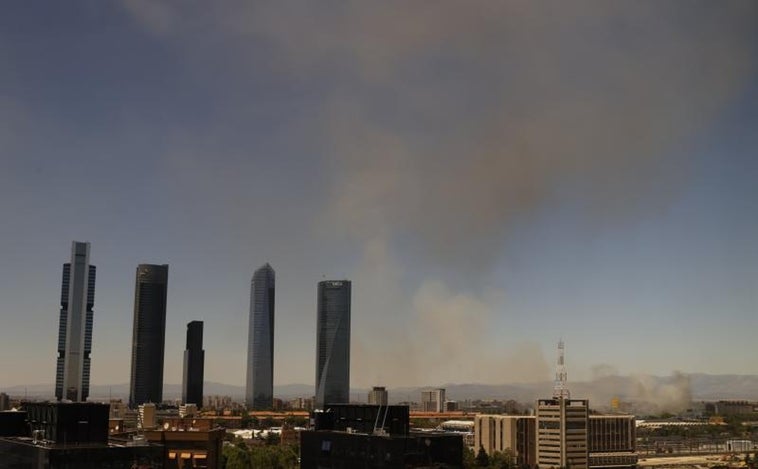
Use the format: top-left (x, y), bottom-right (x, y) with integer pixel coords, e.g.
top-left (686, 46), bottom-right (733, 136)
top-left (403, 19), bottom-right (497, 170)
top-left (123, 2), bottom-right (758, 386)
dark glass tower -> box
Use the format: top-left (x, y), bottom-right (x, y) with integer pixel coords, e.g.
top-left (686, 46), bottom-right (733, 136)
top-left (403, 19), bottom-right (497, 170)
top-left (55, 241), bottom-right (96, 402)
top-left (129, 264), bottom-right (168, 407)
top-left (245, 264), bottom-right (275, 410)
top-left (315, 280), bottom-right (351, 409)
top-left (182, 321), bottom-right (204, 405)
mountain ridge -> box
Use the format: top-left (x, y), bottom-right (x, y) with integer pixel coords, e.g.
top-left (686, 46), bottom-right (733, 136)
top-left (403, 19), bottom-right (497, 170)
top-left (2, 373), bottom-right (756, 405)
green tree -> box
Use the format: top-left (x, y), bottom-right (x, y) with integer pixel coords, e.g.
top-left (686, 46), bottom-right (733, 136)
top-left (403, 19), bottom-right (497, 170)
top-left (223, 444), bottom-right (251, 469)
top-left (490, 449), bottom-right (514, 469)
top-left (249, 445), bottom-right (298, 469)
top-left (262, 417), bottom-right (277, 428)
top-left (265, 431), bottom-right (280, 446)
top-left (476, 445), bottom-right (490, 467)
top-left (463, 447), bottom-right (477, 468)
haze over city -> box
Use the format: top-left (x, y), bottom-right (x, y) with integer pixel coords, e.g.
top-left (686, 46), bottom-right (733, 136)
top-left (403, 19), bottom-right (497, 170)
top-left (1, 2), bottom-right (757, 393)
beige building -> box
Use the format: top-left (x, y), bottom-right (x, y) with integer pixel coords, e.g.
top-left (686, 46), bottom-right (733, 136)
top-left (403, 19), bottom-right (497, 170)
top-left (474, 415), bottom-right (537, 467)
top-left (421, 388), bottom-right (446, 413)
top-left (537, 398), bottom-right (589, 469)
top-left (368, 386), bottom-right (389, 406)
top-left (138, 402), bottom-right (157, 430)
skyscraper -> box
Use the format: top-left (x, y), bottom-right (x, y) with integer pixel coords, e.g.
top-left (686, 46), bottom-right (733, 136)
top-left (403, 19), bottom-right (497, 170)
top-left (55, 241), bottom-right (96, 402)
top-left (245, 264), bottom-right (275, 410)
top-left (129, 264), bottom-right (168, 408)
top-left (315, 280), bottom-right (351, 409)
top-left (182, 321), bottom-right (204, 406)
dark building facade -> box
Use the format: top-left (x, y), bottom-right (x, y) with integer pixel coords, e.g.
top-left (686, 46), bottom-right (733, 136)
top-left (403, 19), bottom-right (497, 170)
top-left (315, 280), bottom-right (351, 409)
top-left (245, 264), bottom-right (275, 410)
top-left (588, 415), bottom-right (637, 469)
top-left (24, 402), bottom-right (110, 444)
top-left (129, 264), bottom-right (169, 407)
top-left (0, 438), bottom-right (164, 469)
top-left (0, 411), bottom-right (27, 437)
top-left (55, 241), bottom-right (96, 402)
top-left (300, 431), bottom-right (463, 469)
top-left (302, 404), bottom-right (461, 468)
top-left (313, 404), bottom-right (410, 435)
top-left (0, 403), bottom-right (163, 468)
top-left (182, 321), bottom-right (204, 406)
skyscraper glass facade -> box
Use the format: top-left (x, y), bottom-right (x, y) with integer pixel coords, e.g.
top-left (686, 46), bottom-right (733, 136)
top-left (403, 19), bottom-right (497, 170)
top-left (55, 241), bottom-right (96, 402)
top-left (245, 263), bottom-right (275, 410)
top-left (315, 280), bottom-right (351, 409)
top-left (182, 320), bottom-right (204, 406)
top-left (129, 264), bottom-right (168, 408)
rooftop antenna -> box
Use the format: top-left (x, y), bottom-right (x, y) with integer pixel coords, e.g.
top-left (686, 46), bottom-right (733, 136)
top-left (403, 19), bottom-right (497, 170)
top-left (553, 340), bottom-right (570, 400)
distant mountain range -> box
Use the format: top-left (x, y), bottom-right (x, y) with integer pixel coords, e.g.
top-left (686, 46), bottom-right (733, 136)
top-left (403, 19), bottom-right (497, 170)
top-left (3, 374), bottom-right (756, 410)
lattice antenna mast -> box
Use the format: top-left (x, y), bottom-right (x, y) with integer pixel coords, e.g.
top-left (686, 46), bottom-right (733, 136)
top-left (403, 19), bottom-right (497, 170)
top-left (553, 340), bottom-right (570, 400)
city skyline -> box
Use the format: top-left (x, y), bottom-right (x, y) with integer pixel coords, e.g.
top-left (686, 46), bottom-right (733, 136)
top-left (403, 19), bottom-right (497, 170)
top-left (1, 3), bottom-right (757, 389)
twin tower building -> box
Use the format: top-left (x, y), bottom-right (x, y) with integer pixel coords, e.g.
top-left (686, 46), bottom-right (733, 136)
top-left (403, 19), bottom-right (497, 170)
top-left (55, 241), bottom-right (352, 410)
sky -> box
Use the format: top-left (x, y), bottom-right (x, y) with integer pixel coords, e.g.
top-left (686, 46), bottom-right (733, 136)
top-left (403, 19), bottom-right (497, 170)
top-left (1, 1), bottom-right (757, 391)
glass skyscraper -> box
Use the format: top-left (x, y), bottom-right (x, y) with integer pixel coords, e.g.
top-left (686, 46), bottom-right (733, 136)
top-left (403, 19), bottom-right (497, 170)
top-left (182, 320), bottom-right (204, 406)
top-left (315, 280), bottom-right (351, 409)
top-left (245, 263), bottom-right (275, 410)
top-left (129, 264), bottom-right (168, 408)
top-left (55, 241), bottom-right (96, 402)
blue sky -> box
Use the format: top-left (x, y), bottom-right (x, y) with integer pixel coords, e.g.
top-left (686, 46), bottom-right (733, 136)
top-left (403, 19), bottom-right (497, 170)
top-left (0, 2), bottom-right (756, 390)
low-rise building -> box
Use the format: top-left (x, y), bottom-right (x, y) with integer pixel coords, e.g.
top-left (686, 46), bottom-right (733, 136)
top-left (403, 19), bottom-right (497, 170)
top-left (301, 404), bottom-right (462, 468)
top-left (474, 415), bottom-right (537, 467)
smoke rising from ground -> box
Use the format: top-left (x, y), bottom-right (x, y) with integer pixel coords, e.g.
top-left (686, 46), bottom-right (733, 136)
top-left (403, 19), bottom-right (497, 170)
top-left (122, 2), bottom-right (758, 386)
top-left (577, 369), bottom-right (693, 414)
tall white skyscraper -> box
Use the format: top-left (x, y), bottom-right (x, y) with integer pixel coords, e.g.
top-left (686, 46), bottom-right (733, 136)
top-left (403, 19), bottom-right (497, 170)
top-left (55, 241), bottom-right (96, 402)
top-left (245, 263), bottom-right (275, 409)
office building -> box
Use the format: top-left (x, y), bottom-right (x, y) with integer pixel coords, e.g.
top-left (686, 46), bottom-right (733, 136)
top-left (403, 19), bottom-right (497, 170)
top-left (315, 280), bottom-right (351, 408)
top-left (138, 403), bottom-right (157, 430)
top-left (473, 412), bottom-right (637, 469)
top-left (182, 320), bottom-right (204, 406)
top-left (588, 415), bottom-right (637, 468)
top-left (0, 402), bottom-right (163, 468)
top-left (421, 388), bottom-right (446, 413)
top-left (245, 263), bottom-right (276, 410)
top-left (0, 393), bottom-right (9, 411)
top-left (55, 241), bottom-right (96, 402)
top-left (536, 398), bottom-right (589, 469)
top-left (534, 342), bottom-right (587, 469)
top-left (368, 386), bottom-right (389, 406)
top-left (179, 403), bottom-right (198, 418)
top-left (302, 404), bottom-right (462, 468)
top-left (474, 415), bottom-right (537, 467)
top-left (143, 428), bottom-right (224, 469)
top-left (129, 264), bottom-right (169, 407)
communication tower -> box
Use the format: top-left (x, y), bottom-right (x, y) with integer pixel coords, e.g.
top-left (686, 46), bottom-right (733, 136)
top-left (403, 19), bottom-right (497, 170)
top-left (552, 340), bottom-right (570, 400)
